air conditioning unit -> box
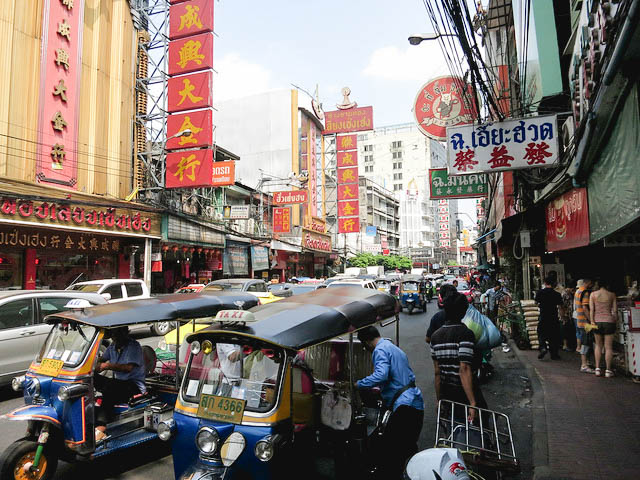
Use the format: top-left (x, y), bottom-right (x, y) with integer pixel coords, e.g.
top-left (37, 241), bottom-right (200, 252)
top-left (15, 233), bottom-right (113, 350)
top-left (561, 116), bottom-right (575, 153)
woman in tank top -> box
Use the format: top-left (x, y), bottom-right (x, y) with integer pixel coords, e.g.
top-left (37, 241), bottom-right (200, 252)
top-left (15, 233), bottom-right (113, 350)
top-left (589, 279), bottom-right (617, 378)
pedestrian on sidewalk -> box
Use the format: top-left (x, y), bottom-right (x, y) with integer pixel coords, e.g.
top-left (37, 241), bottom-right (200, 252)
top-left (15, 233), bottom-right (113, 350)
top-left (560, 282), bottom-right (577, 352)
top-left (589, 279), bottom-right (617, 377)
top-left (574, 278), bottom-right (594, 372)
top-left (425, 283), bottom-right (457, 343)
top-left (573, 279), bottom-right (585, 352)
top-left (431, 293), bottom-right (487, 423)
top-left (535, 276), bottom-right (563, 360)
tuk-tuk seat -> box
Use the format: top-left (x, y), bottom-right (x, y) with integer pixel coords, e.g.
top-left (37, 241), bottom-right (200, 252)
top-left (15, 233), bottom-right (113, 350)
top-left (112, 346), bottom-right (158, 412)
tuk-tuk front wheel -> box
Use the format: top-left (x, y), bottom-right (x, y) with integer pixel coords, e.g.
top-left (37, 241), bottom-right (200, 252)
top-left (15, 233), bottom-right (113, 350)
top-left (0, 439), bottom-right (58, 480)
top-left (407, 304), bottom-right (414, 314)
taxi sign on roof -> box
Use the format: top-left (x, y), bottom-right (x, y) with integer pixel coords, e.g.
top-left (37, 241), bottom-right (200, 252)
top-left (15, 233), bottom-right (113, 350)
top-left (215, 310), bottom-right (256, 323)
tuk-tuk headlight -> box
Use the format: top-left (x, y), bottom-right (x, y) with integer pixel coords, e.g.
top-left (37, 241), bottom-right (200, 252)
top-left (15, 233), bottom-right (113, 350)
top-left (190, 341), bottom-right (201, 355)
top-left (11, 375), bottom-right (26, 392)
top-left (158, 339), bottom-right (167, 351)
top-left (196, 427), bottom-right (219, 455)
top-left (254, 436), bottom-right (274, 462)
top-left (157, 419), bottom-right (175, 441)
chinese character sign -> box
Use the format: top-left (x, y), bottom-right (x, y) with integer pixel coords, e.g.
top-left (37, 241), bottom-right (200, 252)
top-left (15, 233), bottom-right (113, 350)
top-left (169, 0), bottom-right (214, 40)
top-left (429, 168), bottom-right (488, 199)
top-left (337, 150), bottom-right (357, 167)
top-left (167, 70), bottom-right (213, 113)
top-left (338, 200), bottom-right (359, 217)
top-left (166, 149), bottom-right (214, 188)
top-left (438, 199), bottom-right (450, 249)
top-left (339, 217), bottom-right (360, 234)
top-left (273, 207), bottom-right (291, 233)
top-left (168, 32), bottom-right (214, 76)
top-left (336, 132), bottom-right (359, 234)
top-left (336, 134), bottom-right (357, 151)
top-left (36, 0), bottom-right (85, 188)
top-left (446, 115), bottom-right (559, 175)
top-left (166, 109), bottom-right (213, 150)
top-left (545, 188), bottom-right (590, 251)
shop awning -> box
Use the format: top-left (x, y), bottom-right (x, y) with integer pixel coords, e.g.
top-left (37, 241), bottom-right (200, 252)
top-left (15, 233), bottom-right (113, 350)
top-left (271, 239), bottom-right (301, 253)
top-left (473, 228), bottom-right (497, 246)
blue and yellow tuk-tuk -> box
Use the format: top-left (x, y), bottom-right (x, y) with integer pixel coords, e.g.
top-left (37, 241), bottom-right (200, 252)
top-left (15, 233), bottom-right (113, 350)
top-left (164, 287), bottom-right (399, 479)
top-left (399, 275), bottom-right (427, 314)
top-left (0, 292), bottom-right (258, 480)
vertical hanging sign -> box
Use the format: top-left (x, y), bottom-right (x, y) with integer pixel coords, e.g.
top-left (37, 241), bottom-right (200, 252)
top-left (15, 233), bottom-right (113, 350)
top-left (336, 133), bottom-right (360, 234)
top-left (36, 0), bottom-right (85, 188)
top-left (438, 199), bottom-right (451, 248)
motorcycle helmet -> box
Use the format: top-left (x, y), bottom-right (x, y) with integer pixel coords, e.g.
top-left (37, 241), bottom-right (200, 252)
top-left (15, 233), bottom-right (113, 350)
top-left (404, 448), bottom-right (471, 480)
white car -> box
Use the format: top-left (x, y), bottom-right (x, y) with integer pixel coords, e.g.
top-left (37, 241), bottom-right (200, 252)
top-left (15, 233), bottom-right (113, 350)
top-left (66, 279), bottom-right (166, 335)
top-left (326, 279), bottom-right (378, 290)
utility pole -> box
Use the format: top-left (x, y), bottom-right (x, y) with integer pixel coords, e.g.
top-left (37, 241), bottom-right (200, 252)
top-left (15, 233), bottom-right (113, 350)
top-left (520, 230), bottom-right (531, 300)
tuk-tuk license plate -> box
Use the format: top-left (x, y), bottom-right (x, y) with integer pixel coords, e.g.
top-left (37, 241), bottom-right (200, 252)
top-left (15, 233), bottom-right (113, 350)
top-left (40, 358), bottom-right (64, 377)
top-left (197, 394), bottom-right (246, 424)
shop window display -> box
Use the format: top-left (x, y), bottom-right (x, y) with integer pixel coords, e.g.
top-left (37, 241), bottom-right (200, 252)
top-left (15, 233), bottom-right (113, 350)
top-left (0, 253), bottom-right (23, 290)
top-left (35, 253), bottom-right (117, 290)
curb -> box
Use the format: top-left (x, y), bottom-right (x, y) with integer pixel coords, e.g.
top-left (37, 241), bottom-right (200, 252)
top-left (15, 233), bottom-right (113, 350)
top-left (508, 339), bottom-right (551, 480)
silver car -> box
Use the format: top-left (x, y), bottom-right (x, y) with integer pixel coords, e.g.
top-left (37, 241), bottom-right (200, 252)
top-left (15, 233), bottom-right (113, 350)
top-left (0, 291), bottom-right (106, 386)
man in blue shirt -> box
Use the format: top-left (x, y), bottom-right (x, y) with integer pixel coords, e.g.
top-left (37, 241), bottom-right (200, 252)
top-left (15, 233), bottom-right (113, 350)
top-left (94, 327), bottom-right (146, 442)
top-left (355, 326), bottom-right (424, 477)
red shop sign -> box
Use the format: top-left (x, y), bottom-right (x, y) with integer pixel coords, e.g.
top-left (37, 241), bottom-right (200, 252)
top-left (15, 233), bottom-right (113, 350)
top-left (273, 207), bottom-right (291, 233)
top-left (166, 148), bottom-right (213, 189)
top-left (167, 71), bottom-right (213, 113)
top-left (336, 134), bottom-right (357, 151)
top-left (338, 200), bottom-right (359, 217)
top-left (273, 190), bottom-right (308, 205)
top-left (337, 166), bottom-right (358, 184)
top-left (337, 150), bottom-right (358, 168)
top-left (168, 32), bottom-right (214, 76)
top-left (338, 217), bottom-right (360, 234)
top-left (166, 109), bottom-right (213, 150)
top-left (337, 184), bottom-right (358, 201)
top-left (169, 0), bottom-right (214, 40)
top-left (323, 106), bottom-right (373, 134)
top-left (545, 188), bottom-right (590, 252)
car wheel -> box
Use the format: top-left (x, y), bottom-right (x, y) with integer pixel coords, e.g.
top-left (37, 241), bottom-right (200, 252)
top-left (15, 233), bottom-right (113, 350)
top-left (407, 304), bottom-right (414, 314)
top-left (151, 321), bottom-right (172, 336)
top-left (0, 438), bottom-right (58, 480)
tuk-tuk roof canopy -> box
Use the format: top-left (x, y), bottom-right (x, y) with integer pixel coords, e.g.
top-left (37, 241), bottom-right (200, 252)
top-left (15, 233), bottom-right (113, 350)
top-left (44, 292), bottom-right (260, 328)
top-left (401, 275), bottom-right (423, 282)
top-left (187, 287), bottom-right (398, 351)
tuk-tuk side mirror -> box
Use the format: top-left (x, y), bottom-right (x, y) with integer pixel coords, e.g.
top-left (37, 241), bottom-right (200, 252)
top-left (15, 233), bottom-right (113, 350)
top-left (101, 292), bottom-right (112, 301)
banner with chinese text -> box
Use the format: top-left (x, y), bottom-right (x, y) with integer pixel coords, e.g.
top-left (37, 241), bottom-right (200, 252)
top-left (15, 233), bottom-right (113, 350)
top-left (166, 149), bottom-right (213, 189)
top-left (166, 109), bottom-right (213, 150)
top-left (167, 71), bottom-right (213, 113)
top-left (545, 188), bottom-right (590, 251)
top-left (429, 168), bottom-right (488, 199)
top-left (438, 199), bottom-right (451, 248)
top-left (273, 207), bottom-right (291, 233)
top-left (446, 115), bottom-right (559, 175)
top-left (168, 32), bottom-right (214, 76)
top-left (169, 0), bottom-right (214, 39)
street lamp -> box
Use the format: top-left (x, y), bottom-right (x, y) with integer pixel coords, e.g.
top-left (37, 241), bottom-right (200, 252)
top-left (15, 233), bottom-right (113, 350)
top-left (408, 33), bottom-right (456, 45)
top-left (166, 129), bottom-right (192, 140)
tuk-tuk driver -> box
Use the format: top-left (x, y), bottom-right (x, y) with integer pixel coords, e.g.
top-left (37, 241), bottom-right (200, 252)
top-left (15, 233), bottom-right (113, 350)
top-left (94, 326), bottom-right (146, 442)
top-left (355, 326), bottom-right (424, 478)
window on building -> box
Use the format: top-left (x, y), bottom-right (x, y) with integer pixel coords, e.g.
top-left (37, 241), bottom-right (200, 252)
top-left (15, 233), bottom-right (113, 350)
top-left (365, 165), bottom-right (373, 173)
top-left (393, 162), bottom-right (403, 170)
top-left (393, 184), bottom-right (402, 191)
top-left (358, 134), bottom-right (368, 141)
top-left (364, 155), bottom-right (373, 163)
top-left (393, 173), bottom-right (403, 180)
top-left (392, 140), bottom-right (402, 149)
top-left (392, 151), bottom-right (403, 159)
top-left (364, 145), bottom-right (373, 152)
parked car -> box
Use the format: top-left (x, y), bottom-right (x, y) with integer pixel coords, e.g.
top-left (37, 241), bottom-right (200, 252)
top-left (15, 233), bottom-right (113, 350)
top-left (437, 281), bottom-right (475, 308)
top-left (66, 278), bottom-right (167, 334)
top-left (267, 282), bottom-right (295, 297)
top-left (0, 290), bottom-right (106, 386)
top-left (175, 284), bottom-right (205, 294)
top-left (326, 278), bottom-right (378, 289)
top-left (205, 278), bottom-right (285, 304)
top-left (288, 280), bottom-right (327, 295)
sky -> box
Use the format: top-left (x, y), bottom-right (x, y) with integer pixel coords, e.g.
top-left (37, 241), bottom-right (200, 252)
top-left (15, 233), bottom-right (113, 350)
top-left (212, 0), bottom-right (477, 225)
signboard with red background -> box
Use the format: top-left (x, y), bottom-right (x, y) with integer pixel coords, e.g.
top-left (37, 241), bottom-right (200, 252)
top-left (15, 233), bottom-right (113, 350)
top-left (36, 0), bottom-right (85, 188)
top-left (336, 135), bottom-right (357, 151)
top-left (167, 71), bottom-right (213, 113)
top-left (413, 76), bottom-right (477, 141)
top-left (168, 32), bottom-right (214, 76)
top-left (211, 160), bottom-right (235, 187)
top-left (169, 0), bottom-right (214, 39)
top-left (166, 149), bottom-right (213, 189)
top-left (273, 191), bottom-right (308, 204)
top-left (323, 107), bottom-right (373, 134)
top-left (273, 207), bottom-right (291, 233)
top-left (337, 150), bottom-right (357, 168)
top-left (166, 109), bottom-right (213, 150)
top-left (545, 188), bottom-right (590, 251)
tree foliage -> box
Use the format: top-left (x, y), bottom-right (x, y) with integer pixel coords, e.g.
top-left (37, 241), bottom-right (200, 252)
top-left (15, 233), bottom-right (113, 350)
top-left (347, 253), bottom-right (413, 271)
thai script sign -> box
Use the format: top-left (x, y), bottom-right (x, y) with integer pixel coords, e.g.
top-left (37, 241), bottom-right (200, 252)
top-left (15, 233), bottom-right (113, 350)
top-left (363, 244), bottom-right (381, 253)
top-left (365, 226), bottom-right (377, 236)
top-left (272, 190), bottom-right (308, 205)
top-left (0, 198), bottom-right (158, 236)
top-left (272, 207), bottom-right (291, 233)
top-left (36, 0), bottom-right (85, 188)
top-left (414, 76), bottom-right (477, 141)
top-left (211, 161), bottom-right (235, 187)
top-left (0, 225), bottom-right (123, 252)
top-left (446, 115), bottom-right (559, 175)
top-left (302, 229), bottom-right (332, 253)
top-left (323, 106), bottom-right (373, 134)
top-left (223, 205), bottom-right (250, 220)
top-left (305, 217), bottom-right (326, 234)
top-left (223, 244), bottom-right (249, 276)
top-left (251, 246), bottom-right (269, 271)
top-left (429, 168), bottom-right (488, 199)
top-left (545, 188), bottom-right (590, 251)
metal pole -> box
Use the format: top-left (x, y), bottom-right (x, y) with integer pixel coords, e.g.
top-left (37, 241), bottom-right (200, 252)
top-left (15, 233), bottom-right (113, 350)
top-left (175, 319), bottom-right (181, 390)
top-left (395, 314), bottom-right (400, 346)
top-left (143, 237), bottom-right (152, 288)
top-left (522, 247), bottom-right (531, 300)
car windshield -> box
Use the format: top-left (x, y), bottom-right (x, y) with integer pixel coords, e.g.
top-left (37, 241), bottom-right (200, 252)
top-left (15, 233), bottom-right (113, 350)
top-left (326, 282), bottom-right (361, 288)
top-left (403, 282), bottom-right (419, 291)
top-left (290, 285), bottom-right (316, 295)
top-left (68, 284), bottom-right (101, 293)
top-left (36, 322), bottom-right (98, 368)
top-left (206, 283), bottom-right (243, 291)
top-left (456, 282), bottom-right (469, 290)
top-left (183, 339), bottom-right (284, 414)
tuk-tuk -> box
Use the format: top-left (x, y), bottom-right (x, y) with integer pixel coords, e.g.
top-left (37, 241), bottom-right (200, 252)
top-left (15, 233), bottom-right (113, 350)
top-left (399, 275), bottom-right (428, 314)
top-left (1, 292), bottom-right (258, 480)
top-left (165, 287), bottom-right (399, 479)
top-left (375, 276), bottom-right (400, 299)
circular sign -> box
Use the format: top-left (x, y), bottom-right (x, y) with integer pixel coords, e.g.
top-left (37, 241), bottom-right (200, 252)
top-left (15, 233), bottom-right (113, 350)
top-left (413, 76), bottom-right (477, 141)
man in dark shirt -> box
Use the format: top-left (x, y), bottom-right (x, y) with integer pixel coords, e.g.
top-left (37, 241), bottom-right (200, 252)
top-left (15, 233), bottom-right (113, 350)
top-left (425, 284), bottom-right (457, 343)
top-left (431, 293), bottom-right (486, 422)
top-left (535, 276), bottom-right (563, 360)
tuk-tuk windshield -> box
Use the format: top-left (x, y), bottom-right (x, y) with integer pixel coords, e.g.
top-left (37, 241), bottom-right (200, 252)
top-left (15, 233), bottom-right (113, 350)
top-left (183, 340), bottom-right (284, 414)
top-left (402, 281), bottom-right (419, 291)
top-left (36, 323), bottom-right (98, 368)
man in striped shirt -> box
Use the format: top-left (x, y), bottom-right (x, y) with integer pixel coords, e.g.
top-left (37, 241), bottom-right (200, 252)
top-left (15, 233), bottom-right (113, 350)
top-left (431, 293), bottom-right (486, 422)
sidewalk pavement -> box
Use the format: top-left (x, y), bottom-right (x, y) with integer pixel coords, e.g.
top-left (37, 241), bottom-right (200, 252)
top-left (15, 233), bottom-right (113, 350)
top-left (512, 344), bottom-right (640, 480)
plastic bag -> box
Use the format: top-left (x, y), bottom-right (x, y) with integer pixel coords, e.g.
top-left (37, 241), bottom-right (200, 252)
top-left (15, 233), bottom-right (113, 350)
top-left (462, 305), bottom-right (502, 350)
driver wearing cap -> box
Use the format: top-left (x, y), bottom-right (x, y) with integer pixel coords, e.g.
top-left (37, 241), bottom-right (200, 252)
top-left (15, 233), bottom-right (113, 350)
top-left (94, 326), bottom-right (146, 442)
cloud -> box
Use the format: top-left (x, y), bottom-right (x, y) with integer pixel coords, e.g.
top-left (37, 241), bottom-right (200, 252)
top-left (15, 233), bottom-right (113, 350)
top-left (214, 53), bottom-right (274, 102)
top-left (362, 43), bottom-right (450, 83)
